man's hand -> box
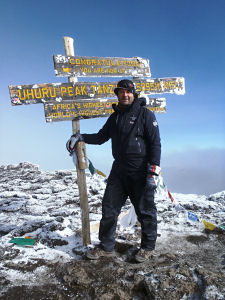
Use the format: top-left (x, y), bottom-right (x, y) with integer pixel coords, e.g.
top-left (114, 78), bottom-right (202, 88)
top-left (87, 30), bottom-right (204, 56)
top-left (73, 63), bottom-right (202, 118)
top-left (146, 164), bottom-right (161, 191)
top-left (66, 133), bottom-right (84, 154)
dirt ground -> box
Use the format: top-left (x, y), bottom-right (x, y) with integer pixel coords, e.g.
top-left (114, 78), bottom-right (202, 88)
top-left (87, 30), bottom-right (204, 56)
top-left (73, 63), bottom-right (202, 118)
top-left (1, 230), bottom-right (224, 300)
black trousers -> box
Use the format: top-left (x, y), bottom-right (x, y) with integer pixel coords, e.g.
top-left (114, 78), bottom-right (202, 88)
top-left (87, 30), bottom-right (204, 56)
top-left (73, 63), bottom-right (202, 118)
top-left (99, 163), bottom-right (157, 251)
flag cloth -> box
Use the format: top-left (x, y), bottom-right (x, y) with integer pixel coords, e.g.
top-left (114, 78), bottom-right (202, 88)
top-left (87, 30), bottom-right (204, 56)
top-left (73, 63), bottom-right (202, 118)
top-left (167, 189), bottom-right (176, 204)
top-left (119, 205), bottom-right (137, 228)
top-left (88, 159), bottom-right (107, 178)
top-left (96, 169), bottom-right (107, 177)
top-left (174, 204), bottom-right (183, 212)
top-left (88, 160), bottom-right (96, 175)
top-left (218, 224), bottom-right (225, 231)
top-left (187, 211), bottom-right (199, 222)
top-left (9, 237), bottom-right (36, 246)
top-left (202, 219), bottom-right (216, 230)
top-left (71, 150), bottom-right (78, 167)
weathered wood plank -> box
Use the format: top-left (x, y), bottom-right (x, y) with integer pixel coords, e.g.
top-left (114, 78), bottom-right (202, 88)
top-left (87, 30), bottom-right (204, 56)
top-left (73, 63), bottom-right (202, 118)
top-left (135, 77), bottom-right (185, 95)
top-left (44, 98), bottom-right (166, 123)
top-left (63, 36), bottom-right (90, 246)
top-left (53, 55), bottom-right (151, 77)
top-left (9, 77), bottom-right (184, 106)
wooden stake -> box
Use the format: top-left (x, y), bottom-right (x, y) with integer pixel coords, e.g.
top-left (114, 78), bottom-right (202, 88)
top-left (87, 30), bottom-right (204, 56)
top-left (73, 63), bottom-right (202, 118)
top-left (63, 36), bottom-right (91, 246)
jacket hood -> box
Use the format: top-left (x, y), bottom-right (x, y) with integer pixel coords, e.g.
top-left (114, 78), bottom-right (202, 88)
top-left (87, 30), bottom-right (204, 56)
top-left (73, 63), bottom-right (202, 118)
top-left (138, 97), bottom-right (147, 106)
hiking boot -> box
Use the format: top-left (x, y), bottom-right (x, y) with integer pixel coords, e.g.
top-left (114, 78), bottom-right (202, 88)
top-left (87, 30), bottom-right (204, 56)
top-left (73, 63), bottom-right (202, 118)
top-left (86, 247), bottom-right (115, 260)
top-left (135, 248), bottom-right (154, 263)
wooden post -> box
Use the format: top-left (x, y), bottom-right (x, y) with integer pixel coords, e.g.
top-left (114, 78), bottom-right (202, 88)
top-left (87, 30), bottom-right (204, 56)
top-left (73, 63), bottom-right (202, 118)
top-left (63, 36), bottom-right (91, 246)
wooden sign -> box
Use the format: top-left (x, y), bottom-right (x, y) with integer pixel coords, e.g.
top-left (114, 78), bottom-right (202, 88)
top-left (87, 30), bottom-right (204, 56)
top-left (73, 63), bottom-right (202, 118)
top-left (53, 55), bottom-right (151, 77)
top-left (9, 77), bottom-right (184, 106)
top-left (44, 98), bottom-right (166, 123)
top-left (135, 77), bottom-right (185, 95)
top-left (9, 82), bottom-right (115, 105)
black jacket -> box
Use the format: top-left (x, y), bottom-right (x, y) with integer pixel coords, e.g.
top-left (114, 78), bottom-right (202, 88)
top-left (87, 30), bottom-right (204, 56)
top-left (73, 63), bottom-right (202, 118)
top-left (83, 98), bottom-right (161, 172)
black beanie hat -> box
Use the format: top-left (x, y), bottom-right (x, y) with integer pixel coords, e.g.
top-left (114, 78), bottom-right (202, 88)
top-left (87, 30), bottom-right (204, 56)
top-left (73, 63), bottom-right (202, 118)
top-left (114, 79), bottom-right (136, 95)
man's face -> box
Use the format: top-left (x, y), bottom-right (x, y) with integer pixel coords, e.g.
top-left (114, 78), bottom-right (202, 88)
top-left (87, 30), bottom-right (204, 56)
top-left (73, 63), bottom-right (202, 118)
top-left (117, 89), bottom-right (134, 105)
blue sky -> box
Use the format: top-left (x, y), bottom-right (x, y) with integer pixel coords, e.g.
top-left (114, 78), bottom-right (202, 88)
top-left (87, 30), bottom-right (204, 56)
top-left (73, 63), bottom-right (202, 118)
top-left (0, 0), bottom-right (224, 195)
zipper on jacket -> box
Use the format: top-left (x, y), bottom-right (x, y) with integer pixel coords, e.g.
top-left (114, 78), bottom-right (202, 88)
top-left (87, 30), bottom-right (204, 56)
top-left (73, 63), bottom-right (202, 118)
top-left (136, 137), bottom-right (142, 153)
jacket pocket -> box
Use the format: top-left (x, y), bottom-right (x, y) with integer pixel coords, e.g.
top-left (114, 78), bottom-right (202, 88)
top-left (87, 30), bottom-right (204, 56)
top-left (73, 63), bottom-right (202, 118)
top-left (126, 137), bottom-right (145, 155)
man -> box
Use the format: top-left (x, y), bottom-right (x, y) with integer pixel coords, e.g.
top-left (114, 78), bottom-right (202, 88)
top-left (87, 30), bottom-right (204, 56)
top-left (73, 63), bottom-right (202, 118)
top-left (67, 79), bottom-right (161, 263)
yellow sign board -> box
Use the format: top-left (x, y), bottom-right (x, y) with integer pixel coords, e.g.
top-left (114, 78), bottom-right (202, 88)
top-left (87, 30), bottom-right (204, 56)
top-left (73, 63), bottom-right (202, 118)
top-left (9, 78), bottom-right (184, 106)
top-left (53, 55), bottom-right (151, 77)
top-left (44, 98), bottom-right (166, 123)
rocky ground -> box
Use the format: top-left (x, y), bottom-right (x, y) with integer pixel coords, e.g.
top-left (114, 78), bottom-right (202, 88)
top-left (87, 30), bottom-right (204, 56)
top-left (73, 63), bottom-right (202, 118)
top-left (0, 162), bottom-right (224, 299)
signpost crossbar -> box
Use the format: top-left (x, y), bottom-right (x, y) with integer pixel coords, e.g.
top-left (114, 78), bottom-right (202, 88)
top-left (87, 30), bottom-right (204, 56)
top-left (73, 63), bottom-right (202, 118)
top-left (9, 77), bottom-right (185, 106)
top-left (53, 55), bottom-right (151, 77)
top-left (44, 98), bottom-right (166, 123)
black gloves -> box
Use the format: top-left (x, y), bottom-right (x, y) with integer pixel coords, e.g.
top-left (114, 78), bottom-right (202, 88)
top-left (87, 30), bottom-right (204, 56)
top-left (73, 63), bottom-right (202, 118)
top-left (66, 133), bottom-right (84, 154)
top-left (146, 164), bottom-right (161, 191)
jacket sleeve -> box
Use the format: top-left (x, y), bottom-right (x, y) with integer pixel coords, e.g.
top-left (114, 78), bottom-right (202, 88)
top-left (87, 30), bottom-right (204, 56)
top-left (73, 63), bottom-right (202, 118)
top-left (82, 114), bottom-right (114, 145)
top-left (144, 109), bottom-right (161, 166)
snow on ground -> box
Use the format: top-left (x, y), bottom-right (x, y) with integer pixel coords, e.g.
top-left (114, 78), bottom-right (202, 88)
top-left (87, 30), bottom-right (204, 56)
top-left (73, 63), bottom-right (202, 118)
top-left (0, 162), bottom-right (224, 299)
